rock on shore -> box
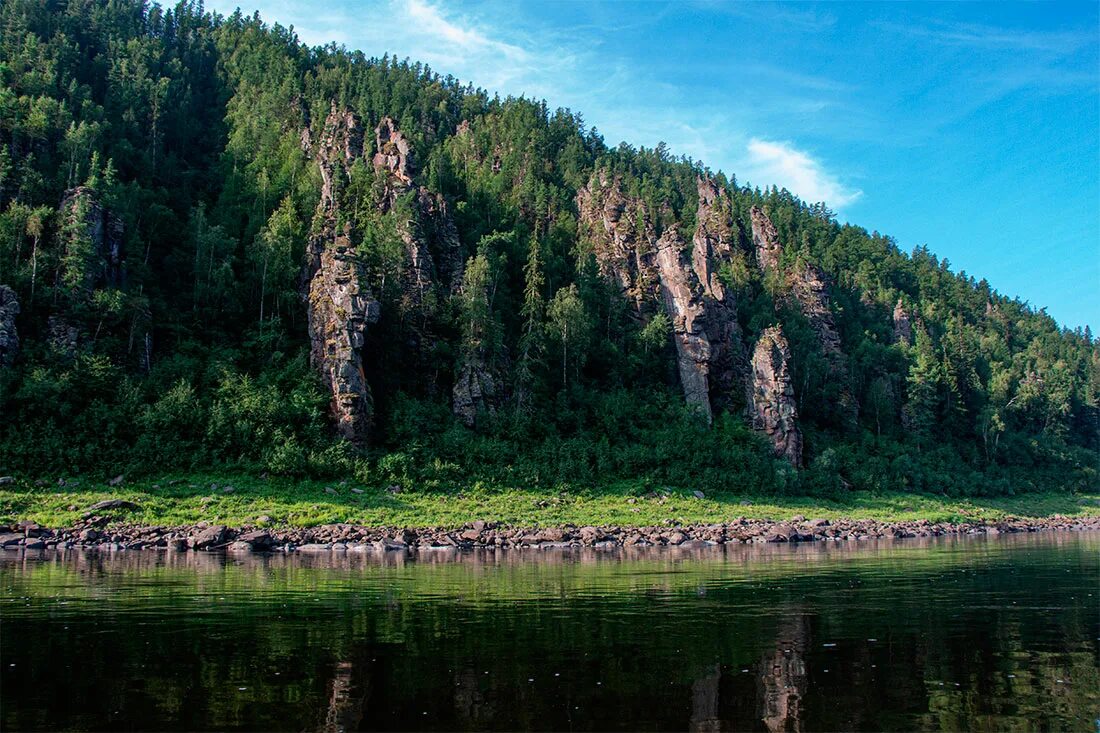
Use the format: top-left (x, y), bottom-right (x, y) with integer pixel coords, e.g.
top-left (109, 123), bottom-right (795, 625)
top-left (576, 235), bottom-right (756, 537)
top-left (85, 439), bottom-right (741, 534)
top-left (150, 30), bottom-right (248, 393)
top-left (2, 515), bottom-right (1098, 554)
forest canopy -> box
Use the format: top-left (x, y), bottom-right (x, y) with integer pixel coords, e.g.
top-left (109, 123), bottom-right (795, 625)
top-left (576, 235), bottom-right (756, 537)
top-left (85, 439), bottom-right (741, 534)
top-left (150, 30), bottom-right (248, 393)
top-left (0, 0), bottom-right (1097, 498)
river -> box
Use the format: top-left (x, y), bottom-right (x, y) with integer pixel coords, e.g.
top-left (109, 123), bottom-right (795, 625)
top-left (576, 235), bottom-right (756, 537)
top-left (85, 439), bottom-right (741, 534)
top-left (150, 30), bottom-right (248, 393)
top-left (2, 532), bottom-right (1097, 731)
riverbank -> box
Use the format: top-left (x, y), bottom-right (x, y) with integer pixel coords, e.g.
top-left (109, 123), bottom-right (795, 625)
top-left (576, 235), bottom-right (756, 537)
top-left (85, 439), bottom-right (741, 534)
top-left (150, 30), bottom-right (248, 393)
top-left (1, 473), bottom-right (1098, 552)
top-left (3, 512), bottom-right (1100, 553)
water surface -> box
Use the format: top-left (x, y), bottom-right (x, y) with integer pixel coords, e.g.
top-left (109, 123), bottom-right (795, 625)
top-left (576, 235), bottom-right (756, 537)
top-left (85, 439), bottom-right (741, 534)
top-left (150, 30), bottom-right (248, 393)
top-left (2, 532), bottom-right (1098, 731)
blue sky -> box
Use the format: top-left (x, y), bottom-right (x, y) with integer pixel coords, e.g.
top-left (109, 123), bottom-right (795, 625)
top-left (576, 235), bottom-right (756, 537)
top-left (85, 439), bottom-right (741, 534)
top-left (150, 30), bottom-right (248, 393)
top-left (206, 0), bottom-right (1100, 331)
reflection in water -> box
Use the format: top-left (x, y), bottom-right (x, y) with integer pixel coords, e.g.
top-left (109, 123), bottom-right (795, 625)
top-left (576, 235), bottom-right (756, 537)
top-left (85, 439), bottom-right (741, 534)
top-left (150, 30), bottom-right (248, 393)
top-left (759, 615), bottom-right (809, 733)
top-left (689, 664), bottom-right (722, 732)
top-left (1, 532), bottom-right (1097, 731)
top-left (319, 660), bottom-right (367, 733)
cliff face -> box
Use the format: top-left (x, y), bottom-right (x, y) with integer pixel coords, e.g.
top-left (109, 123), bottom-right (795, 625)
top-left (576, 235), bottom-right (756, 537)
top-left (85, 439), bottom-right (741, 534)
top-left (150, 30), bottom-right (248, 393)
top-left (750, 326), bottom-right (803, 467)
top-left (373, 117), bottom-right (464, 299)
top-left (655, 229), bottom-right (713, 419)
top-left (576, 171), bottom-right (660, 314)
top-left (750, 206), bottom-right (784, 275)
top-left (691, 178), bottom-right (749, 411)
top-left (581, 173), bottom-right (753, 422)
top-left (751, 206), bottom-right (857, 425)
top-left (304, 106), bottom-right (381, 446)
top-left (0, 286), bottom-right (18, 367)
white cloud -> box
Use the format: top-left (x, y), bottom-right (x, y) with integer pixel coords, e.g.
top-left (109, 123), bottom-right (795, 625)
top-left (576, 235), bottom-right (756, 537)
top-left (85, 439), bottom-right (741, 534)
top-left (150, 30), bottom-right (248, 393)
top-left (742, 138), bottom-right (863, 208)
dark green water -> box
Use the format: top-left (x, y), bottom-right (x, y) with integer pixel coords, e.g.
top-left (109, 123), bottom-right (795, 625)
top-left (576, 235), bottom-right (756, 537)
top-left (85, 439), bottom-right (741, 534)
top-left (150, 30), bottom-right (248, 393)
top-left (1, 532), bottom-right (1098, 731)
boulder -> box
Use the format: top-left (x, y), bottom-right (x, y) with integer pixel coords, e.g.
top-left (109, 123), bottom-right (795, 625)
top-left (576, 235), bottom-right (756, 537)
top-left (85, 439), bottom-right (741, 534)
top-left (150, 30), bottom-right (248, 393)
top-left (188, 525), bottom-right (228, 550)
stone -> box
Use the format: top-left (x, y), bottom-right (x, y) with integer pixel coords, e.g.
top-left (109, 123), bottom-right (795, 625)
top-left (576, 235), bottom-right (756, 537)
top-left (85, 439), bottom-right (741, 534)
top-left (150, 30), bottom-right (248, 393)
top-left (0, 476), bottom-right (13, 485)
top-left (238, 530), bottom-right (273, 549)
top-left (765, 524), bottom-right (796, 542)
top-left (350, 488), bottom-right (364, 494)
top-left (0, 286), bottom-right (18, 367)
top-left (108, 475), bottom-right (124, 487)
top-left (297, 543), bottom-right (333, 552)
top-left (0, 533), bottom-right (24, 548)
top-left (83, 499), bottom-right (140, 517)
top-left (188, 525), bottom-right (228, 550)
top-left (325, 488), bottom-right (337, 495)
top-left (79, 529), bottom-right (100, 542)
top-left (692, 490), bottom-right (705, 500)
top-left (749, 326), bottom-right (803, 467)
top-left (227, 541), bottom-right (253, 553)
top-left (452, 355), bottom-right (502, 428)
top-left (750, 206), bottom-right (783, 275)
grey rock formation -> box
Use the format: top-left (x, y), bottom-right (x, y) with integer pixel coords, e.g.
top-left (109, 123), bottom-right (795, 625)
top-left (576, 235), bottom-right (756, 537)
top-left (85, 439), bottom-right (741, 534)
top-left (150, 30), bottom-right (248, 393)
top-left (751, 206), bottom-right (856, 425)
top-left (373, 117), bottom-right (464, 299)
top-left (576, 171), bottom-right (660, 314)
top-left (691, 178), bottom-right (749, 409)
top-left (893, 298), bottom-right (912, 344)
top-left (750, 205), bottom-right (783, 275)
top-left (790, 262), bottom-right (842, 356)
top-left (452, 355), bottom-right (501, 428)
top-left (655, 229), bottom-right (713, 420)
top-left (750, 326), bottom-right (803, 467)
top-left (47, 315), bottom-right (80, 360)
top-left (304, 106), bottom-right (381, 446)
top-left (0, 286), bottom-right (18, 367)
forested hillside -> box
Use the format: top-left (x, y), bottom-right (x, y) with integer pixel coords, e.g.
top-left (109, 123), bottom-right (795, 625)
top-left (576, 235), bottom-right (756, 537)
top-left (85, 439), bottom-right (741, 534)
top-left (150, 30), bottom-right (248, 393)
top-left (1, 0), bottom-right (1097, 497)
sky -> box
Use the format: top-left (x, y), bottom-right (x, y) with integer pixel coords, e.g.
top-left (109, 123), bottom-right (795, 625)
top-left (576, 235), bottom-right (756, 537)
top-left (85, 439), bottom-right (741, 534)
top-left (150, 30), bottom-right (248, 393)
top-left (206, 0), bottom-right (1100, 332)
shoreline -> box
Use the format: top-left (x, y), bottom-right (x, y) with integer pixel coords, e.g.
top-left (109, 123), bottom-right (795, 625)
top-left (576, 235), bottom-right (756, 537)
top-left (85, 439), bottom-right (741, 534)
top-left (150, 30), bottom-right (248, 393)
top-left (4, 513), bottom-right (1099, 553)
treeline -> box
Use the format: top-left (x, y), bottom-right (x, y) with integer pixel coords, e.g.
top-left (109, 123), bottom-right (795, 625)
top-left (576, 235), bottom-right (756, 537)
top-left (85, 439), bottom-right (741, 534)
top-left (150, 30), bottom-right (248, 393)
top-left (0, 0), bottom-right (1096, 497)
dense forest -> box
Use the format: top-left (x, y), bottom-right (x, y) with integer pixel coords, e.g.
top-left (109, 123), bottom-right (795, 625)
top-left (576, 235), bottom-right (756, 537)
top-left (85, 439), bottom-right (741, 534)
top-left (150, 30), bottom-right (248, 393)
top-left (0, 0), bottom-right (1097, 498)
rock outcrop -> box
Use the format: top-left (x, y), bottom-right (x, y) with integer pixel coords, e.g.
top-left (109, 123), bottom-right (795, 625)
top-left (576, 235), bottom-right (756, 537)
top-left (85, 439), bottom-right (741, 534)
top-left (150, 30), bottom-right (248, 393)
top-left (47, 315), bottom-right (80, 360)
top-left (750, 326), bottom-right (803, 467)
top-left (0, 286), bottom-right (18, 367)
top-left (691, 178), bottom-right (749, 410)
top-left (655, 229), bottom-right (713, 419)
top-left (751, 206), bottom-right (856, 425)
top-left (893, 299), bottom-right (912, 344)
top-left (576, 171), bottom-right (660, 314)
top-left (304, 106), bottom-right (381, 446)
top-left (750, 205), bottom-right (784, 275)
top-left (59, 185), bottom-right (125, 290)
top-left (790, 262), bottom-right (842, 355)
top-left (373, 117), bottom-right (464, 298)
top-left (452, 355), bottom-right (502, 428)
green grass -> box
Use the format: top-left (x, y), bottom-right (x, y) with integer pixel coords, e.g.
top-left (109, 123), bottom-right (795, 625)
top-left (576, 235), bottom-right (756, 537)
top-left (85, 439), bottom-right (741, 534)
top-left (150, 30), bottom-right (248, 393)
top-left (1, 473), bottom-right (1098, 529)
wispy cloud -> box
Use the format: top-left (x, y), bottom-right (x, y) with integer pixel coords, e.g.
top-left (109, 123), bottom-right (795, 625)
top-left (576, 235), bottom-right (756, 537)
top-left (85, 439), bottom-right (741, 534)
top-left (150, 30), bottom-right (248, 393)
top-left (741, 138), bottom-right (863, 208)
top-left (875, 19), bottom-right (1094, 54)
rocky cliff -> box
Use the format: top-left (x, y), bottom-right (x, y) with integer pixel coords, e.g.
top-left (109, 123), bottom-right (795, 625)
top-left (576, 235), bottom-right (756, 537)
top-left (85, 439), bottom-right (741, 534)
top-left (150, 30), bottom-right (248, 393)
top-left (751, 205), bottom-right (857, 425)
top-left (690, 178), bottom-right (749, 411)
top-left (0, 286), bottom-right (18, 367)
top-left (373, 117), bottom-right (464, 298)
top-left (893, 299), bottom-right (913, 344)
top-left (304, 106), bottom-right (381, 446)
top-left (750, 326), bottom-right (803, 467)
top-left (750, 205), bottom-right (784, 275)
top-left (576, 171), bottom-right (660, 314)
top-left (654, 229), bottom-right (713, 419)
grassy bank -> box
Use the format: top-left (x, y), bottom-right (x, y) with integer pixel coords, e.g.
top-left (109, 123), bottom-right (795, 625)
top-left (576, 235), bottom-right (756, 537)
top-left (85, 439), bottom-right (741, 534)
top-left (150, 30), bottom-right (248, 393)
top-left (1, 474), bottom-right (1098, 529)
